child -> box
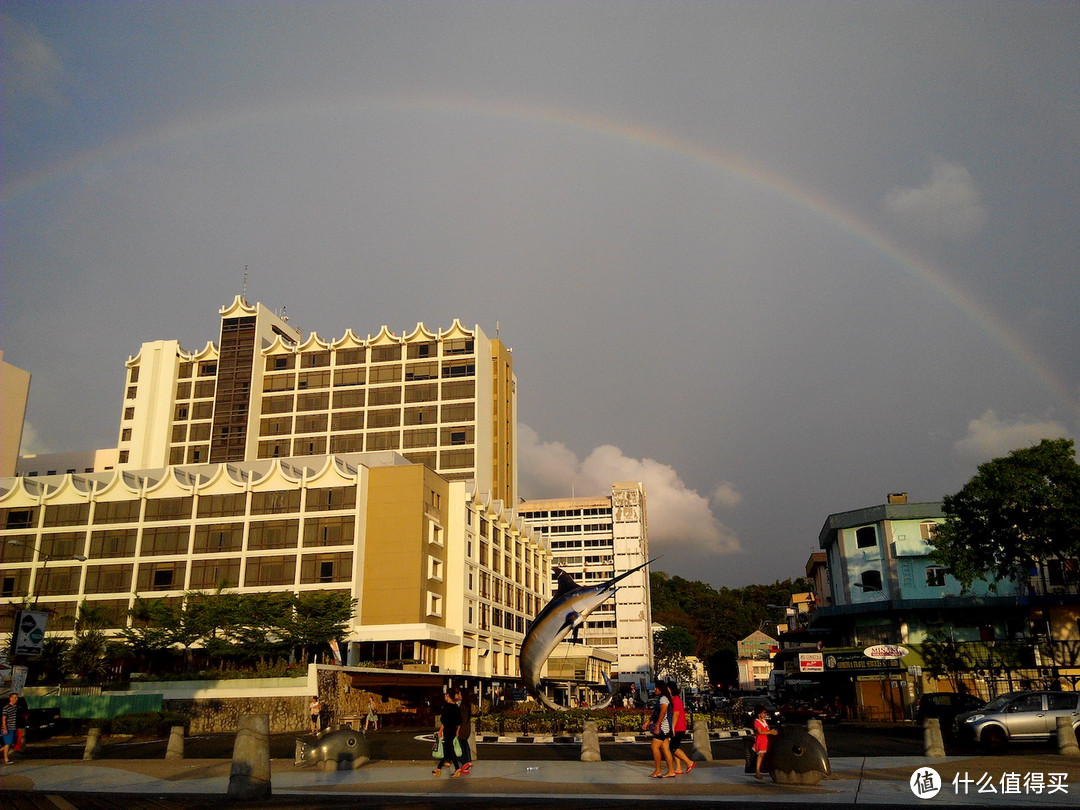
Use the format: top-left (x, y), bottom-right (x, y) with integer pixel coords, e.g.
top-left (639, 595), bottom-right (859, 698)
top-left (752, 704), bottom-right (778, 779)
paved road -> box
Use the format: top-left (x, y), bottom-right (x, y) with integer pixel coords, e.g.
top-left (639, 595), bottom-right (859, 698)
top-left (19, 721), bottom-right (1057, 761)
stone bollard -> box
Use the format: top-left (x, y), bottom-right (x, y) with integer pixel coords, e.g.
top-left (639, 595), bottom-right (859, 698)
top-left (923, 717), bottom-right (946, 758)
top-left (807, 718), bottom-right (828, 758)
top-left (690, 718), bottom-right (713, 761)
top-left (468, 725), bottom-right (479, 763)
top-left (165, 725), bottom-right (185, 760)
top-left (83, 727), bottom-right (103, 760)
top-left (1057, 717), bottom-right (1080, 757)
top-left (580, 720), bottom-right (601, 762)
top-left (228, 713), bottom-right (272, 799)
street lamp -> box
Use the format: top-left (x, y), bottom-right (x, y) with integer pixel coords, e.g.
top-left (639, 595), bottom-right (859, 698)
top-left (4, 538), bottom-right (87, 682)
top-left (4, 539), bottom-right (86, 606)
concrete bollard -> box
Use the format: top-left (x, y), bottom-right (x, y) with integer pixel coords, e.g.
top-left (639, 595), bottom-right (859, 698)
top-left (467, 726), bottom-right (479, 763)
top-left (923, 717), bottom-right (946, 758)
top-left (165, 725), bottom-right (185, 760)
top-left (807, 718), bottom-right (828, 758)
top-left (690, 718), bottom-right (713, 761)
top-left (228, 713), bottom-right (272, 799)
top-left (1057, 717), bottom-right (1080, 757)
top-left (83, 727), bottom-right (103, 760)
top-left (580, 720), bottom-right (601, 762)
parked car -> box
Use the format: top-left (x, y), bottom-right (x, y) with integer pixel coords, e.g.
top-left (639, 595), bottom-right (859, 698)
top-left (953, 690), bottom-right (1080, 750)
top-left (732, 696), bottom-right (783, 729)
top-left (778, 699), bottom-right (840, 724)
top-left (915, 692), bottom-right (984, 733)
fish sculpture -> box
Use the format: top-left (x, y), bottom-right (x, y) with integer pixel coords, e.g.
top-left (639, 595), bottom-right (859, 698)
top-left (295, 728), bottom-right (369, 771)
top-left (520, 559), bottom-right (656, 711)
top-left (764, 726), bottom-right (831, 785)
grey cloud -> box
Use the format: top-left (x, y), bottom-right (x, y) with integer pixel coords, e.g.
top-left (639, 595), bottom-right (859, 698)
top-left (884, 158), bottom-right (988, 242)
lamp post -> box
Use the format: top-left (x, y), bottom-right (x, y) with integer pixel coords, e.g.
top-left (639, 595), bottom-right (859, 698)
top-left (4, 538), bottom-right (86, 689)
top-left (4, 538), bottom-right (87, 606)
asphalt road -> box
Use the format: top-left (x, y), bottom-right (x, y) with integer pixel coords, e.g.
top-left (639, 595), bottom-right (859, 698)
top-left (18, 721), bottom-right (1058, 762)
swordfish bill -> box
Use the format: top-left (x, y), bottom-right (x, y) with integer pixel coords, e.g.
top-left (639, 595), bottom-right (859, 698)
top-left (519, 558), bottom-right (658, 712)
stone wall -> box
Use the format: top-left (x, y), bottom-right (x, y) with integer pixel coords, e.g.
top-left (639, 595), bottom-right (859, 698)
top-left (163, 696), bottom-right (310, 735)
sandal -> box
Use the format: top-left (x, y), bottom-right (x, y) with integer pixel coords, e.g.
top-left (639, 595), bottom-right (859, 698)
top-left (686, 762), bottom-right (695, 774)
top-left (451, 770), bottom-right (464, 778)
top-left (432, 768), bottom-right (442, 775)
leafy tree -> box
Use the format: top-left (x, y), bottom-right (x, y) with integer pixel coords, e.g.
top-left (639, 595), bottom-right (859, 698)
top-left (650, 570), bottom-right (813, 684)
top-left (653, 625), bottom-right (696, 684)
top-left (63, 601), bottom-right (112, 683)
top-left (930, 438), bottom-right (1080, 591)
top-left (283, 591), bottom-right (356, 663)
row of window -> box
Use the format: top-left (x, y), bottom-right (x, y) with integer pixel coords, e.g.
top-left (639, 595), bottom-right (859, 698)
top-left (0, 488), bottom-right (357, 529)
top-left (0, 552), bottom-right (353, 598)
top-left (520, 507), bottom-right (611, 519)
top-left (264, 339), bottom-right (475, 370)
top-left (1, 517), bottom-right (355, 563)
top-left (263, 362), bottom-right (476, 389)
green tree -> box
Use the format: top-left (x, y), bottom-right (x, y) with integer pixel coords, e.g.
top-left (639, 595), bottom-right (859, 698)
top-left (653, 625), bottom-right (696, 683)
top-left (283, 591), bottom-right (356, 663)
top-left (63, 601), bottom-right (112, 683)
top-left (931, 438), bottom-right (1080, 591)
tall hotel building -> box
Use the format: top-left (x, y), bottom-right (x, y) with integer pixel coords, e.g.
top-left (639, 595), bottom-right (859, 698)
top-left (1, 298), bottom-right (546, 683)
top-left (520, 483), bottom-right (654, 690)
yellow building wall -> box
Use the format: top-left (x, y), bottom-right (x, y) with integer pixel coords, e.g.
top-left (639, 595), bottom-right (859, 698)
top-left (362, 464), bottom-right (448, 626)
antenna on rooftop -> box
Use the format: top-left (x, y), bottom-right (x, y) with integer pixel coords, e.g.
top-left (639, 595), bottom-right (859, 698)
top-left (496, 320), bottom-right (500, 337)
top-left (242, 266), bottom-right (248, 298)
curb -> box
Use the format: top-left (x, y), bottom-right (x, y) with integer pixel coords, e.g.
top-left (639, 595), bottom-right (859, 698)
top-left (476, 729), bottom-right (752, 744)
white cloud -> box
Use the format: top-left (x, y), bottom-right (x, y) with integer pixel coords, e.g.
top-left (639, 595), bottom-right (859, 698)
top-left (953, 410), bottom-right (1070, 462)
top-left (518, 424), bottom-right (743, 556)
top-left (18, 421), bottom-right (54, 456)
top-left (1, 13), bottom-right (64, 108)
top-left (884, 158), bottom-right (988, 241)
top-left (711, 481), bottom-right (743, 508)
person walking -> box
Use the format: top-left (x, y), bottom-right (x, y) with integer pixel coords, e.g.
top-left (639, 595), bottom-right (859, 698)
top-left (309, 696), bottom-right (322, 734)
top-left (1, 693), bottom-right (19, 765)
top-left (454, 687), bottom-right (473, 775)
top-left (643, 682), bottom-right (675, 778)
top-left (364, 697), bottom-right (379, 732)
top-left (432, 690), bottom-right (465, 777)
top-left (665, 680), bottom-right (695, 775)
top-left (752, 704), bottom-right (778, 779)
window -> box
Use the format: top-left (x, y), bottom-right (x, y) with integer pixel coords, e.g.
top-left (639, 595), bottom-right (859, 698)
top-left (299, 552), bottom-right (352, 584)
top-left (919, 522), bottom-right (939, 541)
top-left (140, 526), bottom-right (190, 556)
top-left (306, 487), bottom-right (356, 512)
top-left (428, 555), bottom-right (444, 581)
top-left (925, 566), bottom-right (947, 587)
top-left (303, 516), bottom-right (354, 546)
top-left (189, 559), bottom-right (240, 589)
top-left (251, 490), bottom-right (301, 515)
top-left (860, 570), bottom-right (883, 591)
top-left (93, 501), bottom-right (140, 524)
top-left (42, 503), bottom-right (90, 527)
top-left (243, 555), bottom-right (296, 586)
top-left (427, 592), bottom-right (443, 617)
top-left (856, 526), bottom-right (877, 549)
top-left (248, 519), bottom-right (300, 550)
top-left (370, 345), bottom-right (401, 363)
top-left (144, 497), bottom-right (193, 522)
top-left (83, 564), bottom-right (134, 594)
top-left (194, 523), bottom-right (244, 553)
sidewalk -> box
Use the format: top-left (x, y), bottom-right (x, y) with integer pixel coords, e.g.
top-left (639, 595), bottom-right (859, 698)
top-left (1, 753), bottom-right (1078, 806)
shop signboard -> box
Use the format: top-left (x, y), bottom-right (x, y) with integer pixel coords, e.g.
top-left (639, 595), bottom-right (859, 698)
top-left (863, 644), bottom-right (909, 661)
top-left (798, 653), bottom-right (824, 673)
top-left (823, 650), bottom-right (902, 673)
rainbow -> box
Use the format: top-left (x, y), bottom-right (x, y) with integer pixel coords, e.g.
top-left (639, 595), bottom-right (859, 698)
top-left (5, 93), bottom-right (1077, 421)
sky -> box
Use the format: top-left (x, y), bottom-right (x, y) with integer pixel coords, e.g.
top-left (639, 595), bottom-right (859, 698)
top-left (2, 2), bottom-right (1078, 590)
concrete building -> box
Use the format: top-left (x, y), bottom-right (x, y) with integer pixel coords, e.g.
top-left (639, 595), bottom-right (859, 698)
top-left (0, 352), bottom-right (31, 478)
top-left (113, 296), bottom-right (517, 505)
top-left (0, 452), bottom-right (549, 683)
top-left (519, 482), bottom-right (654, 692)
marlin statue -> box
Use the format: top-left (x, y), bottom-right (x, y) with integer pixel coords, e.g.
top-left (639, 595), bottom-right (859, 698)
top-left (520, 558), bottom-right (657, 712)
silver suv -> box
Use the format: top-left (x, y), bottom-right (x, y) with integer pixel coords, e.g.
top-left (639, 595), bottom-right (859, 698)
top-left (954, 690), bottom-right (1080, 749)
